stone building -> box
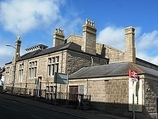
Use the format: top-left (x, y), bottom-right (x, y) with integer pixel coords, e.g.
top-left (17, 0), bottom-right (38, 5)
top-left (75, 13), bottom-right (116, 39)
top-left (4, 19), bottom-right (158, 118)
top-left (68, 25), bottom-right (158, 118)
top-left (4, 19), bottom-right (109, 92)
top-left (69, 62), bottom-right (158, 119)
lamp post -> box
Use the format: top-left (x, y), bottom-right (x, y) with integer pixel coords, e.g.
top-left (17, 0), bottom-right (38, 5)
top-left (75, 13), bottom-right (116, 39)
top-left (6, 35), bottom-right (21, 94)
top-left (6, 44), bottom-right (16, 94)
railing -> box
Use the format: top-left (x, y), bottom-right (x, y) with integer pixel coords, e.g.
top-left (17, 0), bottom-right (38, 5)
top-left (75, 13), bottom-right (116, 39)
top-left (3, 86), bottom-right (91, 109)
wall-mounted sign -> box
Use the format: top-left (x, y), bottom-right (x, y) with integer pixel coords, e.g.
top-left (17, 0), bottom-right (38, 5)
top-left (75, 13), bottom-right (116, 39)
top-left (54, 72), bottom-right (68, 84)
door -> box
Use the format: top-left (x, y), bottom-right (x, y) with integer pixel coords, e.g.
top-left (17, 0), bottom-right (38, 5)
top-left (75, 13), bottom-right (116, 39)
top-left (69, 86), bottom-right (78, 101)
top-left (38, 76), bottom-right (42, 97)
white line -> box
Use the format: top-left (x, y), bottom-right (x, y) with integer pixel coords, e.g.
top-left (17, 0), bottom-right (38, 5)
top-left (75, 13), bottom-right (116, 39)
top-left (0, 105), bottom-right (18, 112)
top-left (31, 115), bottom-right (44, 119)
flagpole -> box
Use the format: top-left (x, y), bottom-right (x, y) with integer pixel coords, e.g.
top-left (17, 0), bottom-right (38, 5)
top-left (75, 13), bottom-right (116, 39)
top-left (129, 69), bottom-right (138, 119)
top-left (66, 74), bottom-right (69, 106)
top-left (132, 81), bottom-right (135, 119)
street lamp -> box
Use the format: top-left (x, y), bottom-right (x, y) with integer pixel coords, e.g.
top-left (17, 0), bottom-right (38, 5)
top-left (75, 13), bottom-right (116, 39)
top-left (6, 44), bottom-right (16, 94)
top-left (6, 35), bottom-right (21, 94)
top-left (6, 44), bottom-right (16, 49)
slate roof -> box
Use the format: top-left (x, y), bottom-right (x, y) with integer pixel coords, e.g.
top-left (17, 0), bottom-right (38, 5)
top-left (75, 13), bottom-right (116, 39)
top-left (25, 44), bottom-right (48, 52)
top-left (5, 42), bottom-right (83, 65)
top-left (20, 42), bottom-right (82, 60)
top-left (69, 62), bottom-right (158, 79)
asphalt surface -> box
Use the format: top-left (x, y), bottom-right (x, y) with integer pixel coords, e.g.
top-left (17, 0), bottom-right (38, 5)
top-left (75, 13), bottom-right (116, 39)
top-left (0, 97), bottom-right (83, 119)
top-left (0, 93), bottom-right (130, 119)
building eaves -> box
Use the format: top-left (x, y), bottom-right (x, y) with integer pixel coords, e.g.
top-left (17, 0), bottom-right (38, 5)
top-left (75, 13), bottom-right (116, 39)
top-left (136, 57), bottom-right (158, 70)
top-left (69, 62), bottom-right (135, 79)
top-left (69, 62), bottom-right (158, 80)
top-left (136, 64), bottom-right (158, 78)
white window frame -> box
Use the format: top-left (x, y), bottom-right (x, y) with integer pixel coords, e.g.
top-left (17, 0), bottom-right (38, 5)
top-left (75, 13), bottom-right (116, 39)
top-left (28, 61), bottom-right (37, 79)
top-left (47, 56), bottom-right (59, 77)
top-left (18, 63), bottom-right (24, 83)
top-left (5, 67), bottom-right (10, 84)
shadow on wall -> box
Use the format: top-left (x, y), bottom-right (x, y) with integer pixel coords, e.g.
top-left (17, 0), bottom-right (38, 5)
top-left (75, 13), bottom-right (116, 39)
top-left (90, 78), bottom-right (158, 119)
top-left (144, 78), bottom-right (158, 119)
top-left (101, 44), bottom-right (106, 58)
top-left (91, 101), bottom-right (154, 119)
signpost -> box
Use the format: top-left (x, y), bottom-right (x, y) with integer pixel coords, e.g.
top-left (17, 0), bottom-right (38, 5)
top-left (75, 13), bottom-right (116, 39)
top-left (54, 72), bottom-right (69, 105)
top-left (129, 70), bottom-right (138, 119)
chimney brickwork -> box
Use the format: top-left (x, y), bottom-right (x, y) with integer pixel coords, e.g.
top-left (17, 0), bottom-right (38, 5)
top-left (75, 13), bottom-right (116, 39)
top-left (53, 28), bottom-right (65, 47)
top-left (82, 19), bottom-right (97, 55)
top-left (15, 36), bottom-right (21, 61)
top-left (124, 26), bottom-right (136, 63)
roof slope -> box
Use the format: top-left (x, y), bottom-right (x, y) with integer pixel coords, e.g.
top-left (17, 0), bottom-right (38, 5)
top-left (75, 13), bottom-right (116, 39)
top-left (137, 64), bottom-right (158, 77)
top-left (69, 62), bottom-right (158, 79)
top-left (20, 42), bottom-right (82, 60)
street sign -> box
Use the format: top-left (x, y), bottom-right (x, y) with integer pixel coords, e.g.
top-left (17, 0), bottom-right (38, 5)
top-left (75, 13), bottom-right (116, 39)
top-left (129, 70), bottom-right (138, 82)
top-left (54, 72), bottom-right (68, 84)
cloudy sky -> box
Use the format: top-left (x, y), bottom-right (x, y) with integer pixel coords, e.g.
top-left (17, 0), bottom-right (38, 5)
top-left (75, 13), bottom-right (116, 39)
top-left (0, 0), bottom-right (158, 67)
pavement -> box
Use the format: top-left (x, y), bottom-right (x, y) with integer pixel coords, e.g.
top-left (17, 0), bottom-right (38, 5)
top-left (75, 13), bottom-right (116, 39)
top-left (0, 93), bottom-right (130, 119)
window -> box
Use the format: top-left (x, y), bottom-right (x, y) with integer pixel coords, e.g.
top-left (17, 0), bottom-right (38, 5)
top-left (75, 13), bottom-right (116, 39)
top-left (46, 86), bottom-right (55, 93)
top-left (46, 86), bottom-right (49, 92)
top-left (5, 67), bottom-right (10, 84)
top-left (28, 61), bottom-right (37, 78)
top-left (52, 57), bottom-right (55, 63)
top-left (48, 58), bottom-right (51, 64)
top-left (56, 56), bottom-right (59, 62)
top-left (48, 56), bottom-right (59, 76)
top-left (50, 86), bottom-right (54, 92)
top-left (19, 63), bottom-right (24, 83)
top-left (78, 85), bottom-right (84, 94)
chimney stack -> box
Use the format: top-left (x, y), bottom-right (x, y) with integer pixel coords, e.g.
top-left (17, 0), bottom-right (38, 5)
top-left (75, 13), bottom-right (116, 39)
top-left (124, 26), bottom-right (136, 63)
top-left (82, 19), bottom-right (97, 55)
top-left (53, 28), bottom-right (65, 47)
top-left (15, 35), bottom-right (21, 61)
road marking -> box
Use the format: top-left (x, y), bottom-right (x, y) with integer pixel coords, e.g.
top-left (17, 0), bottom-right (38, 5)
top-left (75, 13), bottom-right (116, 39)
top-left (31, 115), bottom-right (44, 119)
top-left (0, 105), bottom-right (18, 112)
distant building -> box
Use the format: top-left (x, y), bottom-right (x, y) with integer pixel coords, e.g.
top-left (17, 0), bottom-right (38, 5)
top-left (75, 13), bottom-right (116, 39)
top-left (0, 67), bottom-right (5, 85)
top-left (0, 67), bottom-right (5, 93)
top-left (4, 19), bottom-right (158, 119)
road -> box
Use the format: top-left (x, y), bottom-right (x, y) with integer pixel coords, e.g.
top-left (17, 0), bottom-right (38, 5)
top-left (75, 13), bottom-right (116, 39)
top-left (0, 96), bottom-right (82, 119)
top-left (0, 94), bottom-right (128, 119)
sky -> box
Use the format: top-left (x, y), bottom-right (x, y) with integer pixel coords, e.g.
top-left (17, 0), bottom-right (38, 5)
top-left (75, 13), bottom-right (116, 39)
top-left (0, 0), bottom-right (158, 67)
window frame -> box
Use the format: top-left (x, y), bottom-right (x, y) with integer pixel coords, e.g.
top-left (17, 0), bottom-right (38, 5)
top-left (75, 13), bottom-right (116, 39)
top-left (47, 56), bottom-right (59, 77)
